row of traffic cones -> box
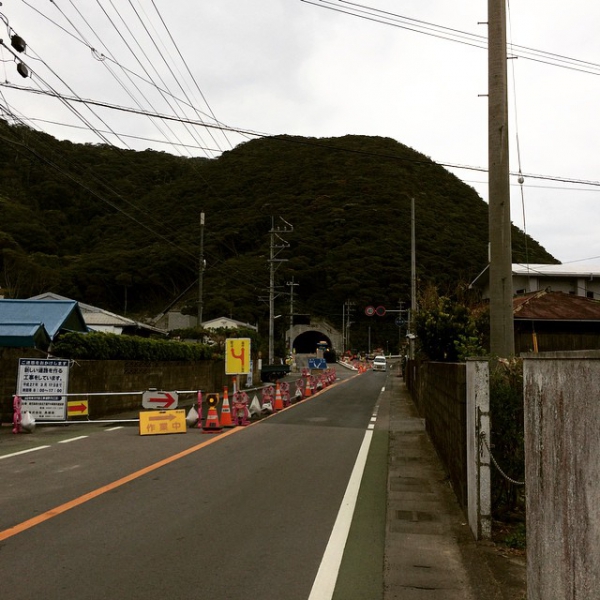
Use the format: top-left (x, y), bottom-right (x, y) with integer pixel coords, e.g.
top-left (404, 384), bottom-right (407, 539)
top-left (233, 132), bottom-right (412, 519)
top-left (197, 370), bottom-right (338, 433)
top-left (198, 382), bottom-right (284, 433)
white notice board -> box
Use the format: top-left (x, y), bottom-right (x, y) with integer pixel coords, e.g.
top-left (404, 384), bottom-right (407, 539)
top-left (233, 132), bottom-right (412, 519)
top-left (16, 358), bottom-right (70, 420)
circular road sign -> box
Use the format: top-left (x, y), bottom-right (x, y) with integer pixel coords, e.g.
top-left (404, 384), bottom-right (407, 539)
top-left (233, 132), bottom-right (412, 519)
top-left (375, 305), bottom-right (386, 317)
top-left (365, 305), bottom-right (375, 316)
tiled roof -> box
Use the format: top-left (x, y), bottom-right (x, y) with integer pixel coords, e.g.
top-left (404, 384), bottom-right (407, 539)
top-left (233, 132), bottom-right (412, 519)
top-left (513, 290), bottom-right (600, 320)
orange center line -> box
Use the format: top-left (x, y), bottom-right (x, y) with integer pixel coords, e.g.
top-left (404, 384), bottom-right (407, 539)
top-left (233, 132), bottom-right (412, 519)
top-left (0, 426), bottom-right (239, 542)
top-left (0, 373), bottom-right (355, 542)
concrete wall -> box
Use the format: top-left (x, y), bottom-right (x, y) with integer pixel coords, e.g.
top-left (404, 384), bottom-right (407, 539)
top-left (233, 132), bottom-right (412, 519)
top-left (1, 347), bottom-right (231, 421)
top-left (524, 352), bottom-right (600, 599)
top-left (466, 359), bottom-right (491, 540)
top-left (409, 361), bottom-right (468, 511)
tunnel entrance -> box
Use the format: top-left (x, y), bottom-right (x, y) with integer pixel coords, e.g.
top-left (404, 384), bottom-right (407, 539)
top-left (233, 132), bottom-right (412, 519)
top-left (293, 331), bottom-right (332, 354)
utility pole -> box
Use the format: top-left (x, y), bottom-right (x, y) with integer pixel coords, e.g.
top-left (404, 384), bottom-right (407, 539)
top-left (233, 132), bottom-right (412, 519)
top-left (344, 300), bottom-right (355, 354)
top-left (198, 211), bottom-right (205, 326)
top-left (408, 197), bottom-right (417, 360)
top-left (287, 277), bottom-right (299, 356)
top-left (268, 217), bottom-right (293, 364)
top-left (488, 0), bottom-right (515, 357)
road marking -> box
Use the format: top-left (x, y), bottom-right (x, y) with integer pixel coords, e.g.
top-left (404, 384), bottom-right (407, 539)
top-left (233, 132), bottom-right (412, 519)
top-left (0, 427), bottom-right (240, 542)
top-left (58, 436), bottom-right (88, 444)
top-left (0, 378), bottom-right (356, 542)
top-left (307, 427), bottom-right (374, 600)
top-left (0, 446), bottom-right (51, 461)
top-left (104, 426), bottom-right (123, 431)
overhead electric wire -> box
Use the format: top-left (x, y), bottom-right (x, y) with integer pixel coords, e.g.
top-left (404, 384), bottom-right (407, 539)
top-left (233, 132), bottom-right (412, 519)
top-left (4, 79), bottom-right (600, 192)
top-left (147, 0), bottom-right (237, 150)
top-left (19, 0), bottom-right (225, 127)
top-left (46, 0), bottom-right (185, 156)
top-left (0, 39), bottom-right (126, 149)
top-left (126, 0), bottom-right (226, 153)
top-left (25, 115), bottom-right (221, 152)
top-left (90, 0), bottom-right (211, 158)
top-left (302, 0), bottom-right (600, 76)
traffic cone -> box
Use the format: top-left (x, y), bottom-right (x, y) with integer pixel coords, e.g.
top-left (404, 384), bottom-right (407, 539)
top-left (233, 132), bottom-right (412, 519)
top-left (202, 405), bottom-right (222, 433)
top-left (304, 377), bottom-right (312, 397)
top-left (274, 382), bottom-right (284, 411)
top-left (220, 386), bottom-right (234, 427)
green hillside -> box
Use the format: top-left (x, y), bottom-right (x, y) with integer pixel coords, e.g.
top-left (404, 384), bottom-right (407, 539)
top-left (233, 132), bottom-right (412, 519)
top-left (0, 120), bottom-right (556, 350)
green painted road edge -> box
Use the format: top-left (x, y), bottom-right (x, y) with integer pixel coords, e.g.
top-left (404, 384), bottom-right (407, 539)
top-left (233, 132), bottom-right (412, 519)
top-left (333, 426), bottom-right (388, 600)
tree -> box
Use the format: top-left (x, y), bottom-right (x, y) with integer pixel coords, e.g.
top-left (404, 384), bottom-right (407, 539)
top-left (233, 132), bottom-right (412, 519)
top-left (414, 287), bottom-right (484, 361)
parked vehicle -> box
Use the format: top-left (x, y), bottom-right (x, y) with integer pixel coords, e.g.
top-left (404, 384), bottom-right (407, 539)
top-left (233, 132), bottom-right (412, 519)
top-left (260, 364), bottom-right (291, 382)
top-left (372, 355), bottom-right (387, 372)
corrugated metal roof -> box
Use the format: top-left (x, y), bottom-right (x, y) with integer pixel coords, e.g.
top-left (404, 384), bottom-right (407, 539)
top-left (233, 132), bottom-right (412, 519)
top-left (470, 263), bottom-right (600, 288)
top-left (513, 290), bottom-right (600, 320)
top-left (0, 299), bottom-right (88, 338)
top-left (29, 292), bottom-right (165, 335)
top-left (513, 263), bottom-right (600, 277)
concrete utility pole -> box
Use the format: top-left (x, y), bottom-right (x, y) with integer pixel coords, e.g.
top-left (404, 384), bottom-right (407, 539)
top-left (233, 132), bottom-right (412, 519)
top-left (198, 212), bottom-right (205, 326)
top-left (408, 197), bottom-right (417, 360)
top-left (268, 217), bottom-right (293, 364)
top-left (488, 0), bottom-right (515, 357)
top-left (287, 278), bottom-right (299, 356)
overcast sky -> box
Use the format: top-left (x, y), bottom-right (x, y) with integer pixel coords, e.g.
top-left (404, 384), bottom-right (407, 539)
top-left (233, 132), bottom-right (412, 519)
top-left (1, 1), bottom-right (598, 267)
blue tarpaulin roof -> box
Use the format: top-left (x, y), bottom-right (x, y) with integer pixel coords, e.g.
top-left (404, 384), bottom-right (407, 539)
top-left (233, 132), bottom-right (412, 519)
top-left (0, 300), bottom-right (88, 348)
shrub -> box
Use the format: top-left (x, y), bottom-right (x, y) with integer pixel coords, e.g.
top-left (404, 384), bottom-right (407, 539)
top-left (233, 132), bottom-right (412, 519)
top-left (489, 358), bottom-right (525, 515)
top-left (51, 331), bottom-right (213, 361)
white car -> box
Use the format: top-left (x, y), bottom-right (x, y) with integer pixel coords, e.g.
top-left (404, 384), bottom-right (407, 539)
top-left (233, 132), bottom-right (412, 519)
top-left (372, 355), bottom-right (387, 372)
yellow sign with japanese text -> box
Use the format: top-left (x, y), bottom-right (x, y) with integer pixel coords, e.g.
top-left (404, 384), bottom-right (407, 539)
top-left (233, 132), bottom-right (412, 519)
top-left (139, 409), bottom-right (187, 436)
top-left (225, 338), bottom-right (251, 374)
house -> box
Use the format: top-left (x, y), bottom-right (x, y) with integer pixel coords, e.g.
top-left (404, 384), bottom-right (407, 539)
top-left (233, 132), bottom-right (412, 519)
top-left (513, 290), bottom-right (600, 353)
top-left (201, 317), bottom-right (258, 332)
top-left (29, 293), bottom-right (166, 337)
top-left (0, 299), bottom-right (88, 350)
top-left (470, 263), bottom-right (600, 300)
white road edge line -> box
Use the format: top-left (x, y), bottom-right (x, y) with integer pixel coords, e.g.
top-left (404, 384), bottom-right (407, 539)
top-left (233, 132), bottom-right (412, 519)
top-left (0, 445), bottom-right (51, 460)
top-left (104, 426), bottom-right (124, 432)
top-left (307, 428), bottom-right (374, 600)
top-left (58, 436), bottom-right (88, 444)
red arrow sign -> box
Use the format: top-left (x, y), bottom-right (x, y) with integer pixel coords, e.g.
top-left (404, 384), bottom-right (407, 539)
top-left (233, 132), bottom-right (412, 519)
top-left (68, 402), bottom-right (88, 414)
top-left (142, 390), bottom-right (178, 409)
top-left (147, 392), bottom-right (176, 409)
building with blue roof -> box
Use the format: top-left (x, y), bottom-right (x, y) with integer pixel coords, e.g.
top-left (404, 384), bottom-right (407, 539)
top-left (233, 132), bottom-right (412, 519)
top-left (0, 300), bottom-right (88, 350)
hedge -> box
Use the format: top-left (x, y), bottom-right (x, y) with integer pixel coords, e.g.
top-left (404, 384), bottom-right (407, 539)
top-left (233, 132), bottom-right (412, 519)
top-left (51, 331), bottom-right (215, 361)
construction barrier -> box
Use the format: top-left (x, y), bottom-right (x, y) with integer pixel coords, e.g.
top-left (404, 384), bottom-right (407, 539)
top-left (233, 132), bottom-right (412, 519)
top-left (232, 391), bottom-right (250, 426)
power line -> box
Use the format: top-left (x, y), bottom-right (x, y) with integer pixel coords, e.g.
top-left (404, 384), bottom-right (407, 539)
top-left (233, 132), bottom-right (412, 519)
top-left (301, 0), bottom-right (600, 76)
top-left (4, 79), bottom-right (600, 190)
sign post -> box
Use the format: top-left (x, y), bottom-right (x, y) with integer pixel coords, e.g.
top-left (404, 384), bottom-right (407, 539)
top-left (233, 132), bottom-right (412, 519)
top-left (16, 358), bottom-right (70, 421)
top-left (226, 338), bottom-right (252, 395)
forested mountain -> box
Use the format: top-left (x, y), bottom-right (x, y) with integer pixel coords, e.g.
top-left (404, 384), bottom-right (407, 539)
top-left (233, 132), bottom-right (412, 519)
top-left (0, 120), bottom-right (556, 349)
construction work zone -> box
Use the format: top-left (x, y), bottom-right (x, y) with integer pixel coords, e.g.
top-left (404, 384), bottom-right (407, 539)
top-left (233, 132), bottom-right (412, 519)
top-left (12, 367), bottom-right (343, 436)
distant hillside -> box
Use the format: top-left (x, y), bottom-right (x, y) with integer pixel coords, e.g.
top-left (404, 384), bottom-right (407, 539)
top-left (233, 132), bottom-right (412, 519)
top-left (0, 120), bottom-right (556, 350)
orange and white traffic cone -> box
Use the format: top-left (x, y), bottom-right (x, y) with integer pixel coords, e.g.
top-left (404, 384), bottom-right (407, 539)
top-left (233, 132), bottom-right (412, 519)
top-left (203, 405), bottom-right (222, 433)
top-left (304, 377), bottom-right (312, 397)
top-left (274, 381), bottom-right (284, 411)
top-left (220, 386), bottom-right (234, 427)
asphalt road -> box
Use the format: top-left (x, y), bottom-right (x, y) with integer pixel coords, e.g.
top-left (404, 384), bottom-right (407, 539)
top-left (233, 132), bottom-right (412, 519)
top-left (0, 367), bottom-right (388, 600)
